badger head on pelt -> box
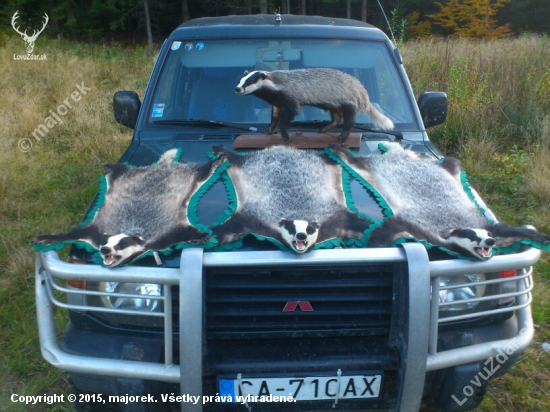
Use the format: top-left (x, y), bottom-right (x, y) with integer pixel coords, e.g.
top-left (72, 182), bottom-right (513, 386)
top-left (99, 233), bottom-right (146, 267)
top-left (443, 228), bottom-right (496, 260)
top-left (278, 219), bottom-right (320, 253)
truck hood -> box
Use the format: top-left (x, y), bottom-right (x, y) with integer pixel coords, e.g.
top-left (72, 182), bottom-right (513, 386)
top-left (94, 132), bottom-right (437, 268)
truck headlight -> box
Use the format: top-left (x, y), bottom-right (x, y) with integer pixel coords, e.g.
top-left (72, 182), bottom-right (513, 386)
top-left (64, 259), bottom-right (166, 328)
top-left (99, 282), bottom-right (162, 312)
top-left (65, 280), bottom-right (164, 328)
top-left (438, 274), bottom-right (486, 312)
top-left (89, 282), bottom-right (164, 327)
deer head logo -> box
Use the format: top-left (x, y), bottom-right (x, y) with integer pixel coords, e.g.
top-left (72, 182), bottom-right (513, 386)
top-left (11, 11), bottom-right (49, 54)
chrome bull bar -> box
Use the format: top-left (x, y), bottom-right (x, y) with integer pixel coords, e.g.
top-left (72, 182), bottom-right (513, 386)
top-left (35, 244), bottom-right (540, 411)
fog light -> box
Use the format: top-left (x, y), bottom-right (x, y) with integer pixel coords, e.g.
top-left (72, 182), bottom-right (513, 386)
top-left (439, 274), bottom-right (486, 312)
top-left (99, 282), bottom-right (162, 312)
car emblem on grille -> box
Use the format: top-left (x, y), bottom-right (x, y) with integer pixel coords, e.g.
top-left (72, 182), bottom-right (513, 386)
top-left (283, 301), bottom-right (314, 312)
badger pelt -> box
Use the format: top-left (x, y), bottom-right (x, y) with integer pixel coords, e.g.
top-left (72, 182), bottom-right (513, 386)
top-left (235, 68), bottom-right (394, 143)
top-left (211, 145), bottom-right (372, 253)
top-left (329, 143), bottom-right (550, 260)
top-left (31, 149), bottom-right (224, 267)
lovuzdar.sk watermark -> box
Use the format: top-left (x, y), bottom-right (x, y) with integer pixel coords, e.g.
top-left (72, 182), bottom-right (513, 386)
top-left (11, 10), bottom-right (48, 61)
top-left (452, 322), bottom-right (531, 406)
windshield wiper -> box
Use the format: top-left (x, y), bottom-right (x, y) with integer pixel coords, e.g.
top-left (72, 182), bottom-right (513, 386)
top-left (153, 119), bottom-right (259, 132)
top-left (288, 121), bottom-right (404, 140)
top-left (352, 124), bottom-right (403, 140)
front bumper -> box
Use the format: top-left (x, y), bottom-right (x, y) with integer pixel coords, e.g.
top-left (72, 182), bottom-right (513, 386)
top-left (35, 244), bottom-right (539, 411)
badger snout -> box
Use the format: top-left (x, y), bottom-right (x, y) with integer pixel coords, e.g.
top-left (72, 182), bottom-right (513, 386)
top-left (296, 232), bottom-right (308, 241)
top-left (100, 246), bottom-right (112, 255)
top-left (483, 238), bottom-right (496, 247)
top-left (235, 86), bottom-right (243, 94)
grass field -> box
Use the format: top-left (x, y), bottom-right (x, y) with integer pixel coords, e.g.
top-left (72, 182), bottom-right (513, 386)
top-left (403, 35), bottom-right (550, 411)
top-left (0, 33), bottom-right (549, 411)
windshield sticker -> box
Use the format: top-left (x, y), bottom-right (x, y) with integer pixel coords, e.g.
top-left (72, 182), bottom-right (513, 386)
top-left (196, 42), bottom-right (204, 51)
top-left (171, 41), bottom-right (182, 51)
top-left (152, 103), bottom-right (165, 118)
top-left (185, 43), bottom-right (193, 51)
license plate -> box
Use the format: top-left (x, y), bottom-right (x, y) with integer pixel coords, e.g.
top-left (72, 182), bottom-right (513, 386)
top-left (218, 374), bottom-right (381, 402)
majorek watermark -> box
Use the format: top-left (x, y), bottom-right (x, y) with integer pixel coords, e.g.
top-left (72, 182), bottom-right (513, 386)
top-left (18, 82), bottom-right (91, 153)
top-left (12, 10), bottom-right (48, 60)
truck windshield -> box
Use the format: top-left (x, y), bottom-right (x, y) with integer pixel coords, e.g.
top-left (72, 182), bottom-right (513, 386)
top-left (148, 38), bottom-right (416, 130)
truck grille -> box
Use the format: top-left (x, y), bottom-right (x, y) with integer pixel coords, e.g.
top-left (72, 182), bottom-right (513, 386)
top-left (201, 264), bottom-right (394, 338)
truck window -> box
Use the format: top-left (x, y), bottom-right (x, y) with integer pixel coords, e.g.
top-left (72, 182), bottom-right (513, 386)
top-left (147, 39), bottom-right (417, 130)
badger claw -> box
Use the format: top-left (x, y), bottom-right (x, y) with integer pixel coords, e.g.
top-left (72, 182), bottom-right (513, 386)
top-left (211, 156), bottom-right (226, 168)
top-left (30, 235), bottom-right (59, 245)
top-left (189, 233), bottom-right (211, 245)
top-left (280, 131), bottom-right (291, 142)
top-left (211, 145), bottom-right (230, 159)
top-left (328, 143), bottom-right (349, 152)
top-left (336, 132), bottom-right (349, 143)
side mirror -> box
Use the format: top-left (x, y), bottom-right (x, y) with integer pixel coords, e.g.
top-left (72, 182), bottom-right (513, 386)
top-left (418, 92), bottom-right (447, 129)
top-left (113, 91), bottom-right (141, 129)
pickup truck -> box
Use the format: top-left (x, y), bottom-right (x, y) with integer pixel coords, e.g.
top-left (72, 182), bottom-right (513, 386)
top-left (35, 14), bottom-right (539, 412)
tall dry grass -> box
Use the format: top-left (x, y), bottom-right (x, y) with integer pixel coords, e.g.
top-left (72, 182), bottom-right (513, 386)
top-left (0, 35), bottom-right (155, 410)
top-left (403, 35), bottom-right (550, 144)
top-left (403, 35), bottom-right (550, 411)
top-left (0, 36), bottom-right (153, 254)
top-left (403, 35), bottom-right (550, 229)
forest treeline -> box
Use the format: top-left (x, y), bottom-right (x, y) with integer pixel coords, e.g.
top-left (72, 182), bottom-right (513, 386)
top-left (1, 0), bottom-right (549, 44)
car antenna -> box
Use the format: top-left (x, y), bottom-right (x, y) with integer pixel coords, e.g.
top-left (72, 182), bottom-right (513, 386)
top-left (374, 0), bottom-right (397, 46)
top-left (274, 8), bottom-right (282, 24)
